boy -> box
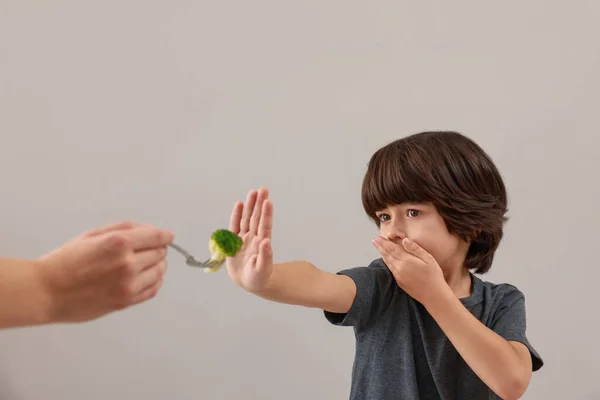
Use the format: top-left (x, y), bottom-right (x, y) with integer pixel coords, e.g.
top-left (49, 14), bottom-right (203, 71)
top-left (225, 131), bottom-right (543, 399)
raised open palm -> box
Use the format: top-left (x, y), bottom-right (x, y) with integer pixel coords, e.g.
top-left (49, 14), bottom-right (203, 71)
top-left (226, 187), bottom-right (274, 292)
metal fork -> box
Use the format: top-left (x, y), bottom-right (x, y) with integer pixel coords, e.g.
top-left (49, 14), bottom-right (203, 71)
top-left (168, 243), bottom-right (221, 269)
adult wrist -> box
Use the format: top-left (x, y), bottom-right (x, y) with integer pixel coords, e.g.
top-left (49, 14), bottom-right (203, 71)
top-left (31, 258), bottom-right (61, 325)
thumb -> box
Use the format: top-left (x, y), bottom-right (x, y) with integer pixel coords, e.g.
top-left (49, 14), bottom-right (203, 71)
top-left (401, 238), bottom-right (433, 263)
top-left (243, 239), bottom-right (273, 292)
top-left (256, 238), bottom-right (273, 270)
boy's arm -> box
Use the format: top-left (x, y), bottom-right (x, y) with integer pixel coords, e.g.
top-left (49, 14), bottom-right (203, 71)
top-left (425, 286), bottom-right (533, 400)
top-left (251, 260), bottom-right (357, 313)
top-left (226, 188), bottom-right (356, 314)
top-left (373, 236), bottom-right (539, 400)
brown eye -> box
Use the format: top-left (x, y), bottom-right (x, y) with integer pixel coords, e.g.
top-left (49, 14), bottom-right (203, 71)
top-left (378, 213), bottom-right (391, 222)
top-left (407, 209), bottom-right (420, 218)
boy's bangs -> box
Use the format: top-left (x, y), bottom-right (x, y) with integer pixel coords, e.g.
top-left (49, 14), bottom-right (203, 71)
top-left (361, 145), bottom-right (431, 220)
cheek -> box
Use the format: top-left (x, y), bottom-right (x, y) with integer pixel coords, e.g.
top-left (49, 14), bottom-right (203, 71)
top-left (412, 238), bottom-right (444, 260)
top-left (429, 241), bottom-right (458, 264)
top-left (409, 234), bottom-right (461, 265)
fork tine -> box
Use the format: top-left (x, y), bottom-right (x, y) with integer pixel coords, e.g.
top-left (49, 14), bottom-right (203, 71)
top-left (169, 242), bottom-right (224, 271)
top-left (203, 259), bottom-right (223, 273)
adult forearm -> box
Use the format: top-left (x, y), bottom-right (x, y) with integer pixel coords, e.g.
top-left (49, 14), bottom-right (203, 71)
top-left (424, 286), bottom-right (530, 400)
top-left (252, 261), bottom-right (355, 313)
top-left (0, 258), bottom-right (52, 328)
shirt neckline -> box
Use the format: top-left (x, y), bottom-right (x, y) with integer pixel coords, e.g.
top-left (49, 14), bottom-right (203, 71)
top-left (459, 272), bottom-right (484, 308)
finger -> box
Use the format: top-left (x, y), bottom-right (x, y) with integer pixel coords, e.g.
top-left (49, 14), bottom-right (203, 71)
top-left (131, 259), bottom-right (167, 296)
top-left (239, 231), bottom-right (253, 252)
top-left (229, 201), bottom-right (244, 234)
top-left (240, 190), bottom-right (258, 235)
top-left (124, 225), bottom-right (175, 251)
top-left (256, 238), bottom-right (273, 270)
top-left (247, 254), bottom-right (259, 272)
top-left (135, 247), bottom-right (168, 273)
top-left (249, 187), bottom-right (268, 235)
top-left (240, 236), bottom-right (261, 281)
top-left (130, 274), bottom-right (164, 306)
top-left (258, 199), bottom-right (273, 239)
top-left (83, 221), bottom-right (139, 238)
top-left (246, 235), bottom-right (261, 259)
top-left (401, 238), bottom-right (433, 263)
top-left (372, 236), bottom-right (403, 260)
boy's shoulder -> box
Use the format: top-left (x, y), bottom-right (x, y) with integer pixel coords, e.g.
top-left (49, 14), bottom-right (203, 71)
top-left (473, 274), bottom-right (527, 305)
top-left (337, 259), bottom-right (530, 314)
top-left (360, 260), bottom-right (527, 301)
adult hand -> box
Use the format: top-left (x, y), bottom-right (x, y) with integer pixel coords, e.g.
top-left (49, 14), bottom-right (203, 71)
top-left (37, 221), bottom-right (174, 323)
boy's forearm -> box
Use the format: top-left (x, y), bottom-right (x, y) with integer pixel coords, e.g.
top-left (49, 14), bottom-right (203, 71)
top-left (424, 286), bottom-right (532, 400)
top-left (0, 258), bottom-right (53, 328)
top-left (251, 261), bottom-right (356, 313)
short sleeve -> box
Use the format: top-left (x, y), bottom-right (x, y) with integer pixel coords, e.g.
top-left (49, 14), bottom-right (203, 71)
top-left (323, 260), bottom-right (395, 329)
top-left (490, 289), bottom-right (544, 371)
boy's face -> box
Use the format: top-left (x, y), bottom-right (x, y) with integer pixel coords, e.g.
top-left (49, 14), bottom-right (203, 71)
top-left (375, 203), bottom-right (470, 272)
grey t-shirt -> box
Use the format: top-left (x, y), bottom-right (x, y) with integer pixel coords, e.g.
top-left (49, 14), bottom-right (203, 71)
top-left (324, 258), bottom-right (543, 400)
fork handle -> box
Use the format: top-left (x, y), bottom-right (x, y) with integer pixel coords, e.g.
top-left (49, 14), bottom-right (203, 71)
top-left (168, 243), bottom-right (216, 268)
top-left (169, 243), bottom-right (195, 260)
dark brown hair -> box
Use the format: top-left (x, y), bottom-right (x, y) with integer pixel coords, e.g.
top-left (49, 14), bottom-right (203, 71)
top-left (361, 131), bottom-right (508, 274)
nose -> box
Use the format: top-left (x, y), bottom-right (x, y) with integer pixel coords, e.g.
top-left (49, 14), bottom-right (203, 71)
top-left (382, 223), bottom-right (406, 244)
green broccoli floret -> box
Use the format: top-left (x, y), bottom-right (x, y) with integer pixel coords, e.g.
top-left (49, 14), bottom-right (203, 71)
top-left (205, 229), bottom-right (243, 272)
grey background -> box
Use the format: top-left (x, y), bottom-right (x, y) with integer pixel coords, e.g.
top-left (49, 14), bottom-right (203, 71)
top-left (1, 1), bottom-right (598, 399)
